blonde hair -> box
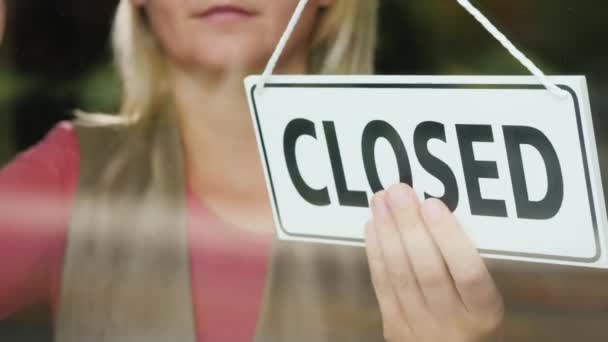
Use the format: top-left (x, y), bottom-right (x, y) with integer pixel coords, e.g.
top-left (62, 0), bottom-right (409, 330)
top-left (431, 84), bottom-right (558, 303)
top-left (107, 0), bottom-right (379, 123)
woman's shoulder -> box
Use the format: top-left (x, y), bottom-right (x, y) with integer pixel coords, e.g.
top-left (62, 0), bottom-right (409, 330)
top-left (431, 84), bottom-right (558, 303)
top-left (26, 120), bottom-right (77, 150)
top-left (28, 120), bottom-right (79, 174)
top-left (29, 114), bottom-right (131, 171)
top-left (0, 120), bottom-right (80, 193)
top-left (46, 120), bottom-right (78, 149)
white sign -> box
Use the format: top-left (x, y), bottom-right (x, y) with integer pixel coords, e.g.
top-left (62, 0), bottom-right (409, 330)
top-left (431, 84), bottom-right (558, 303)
top-left (245, 75), bottom-right (608, 268)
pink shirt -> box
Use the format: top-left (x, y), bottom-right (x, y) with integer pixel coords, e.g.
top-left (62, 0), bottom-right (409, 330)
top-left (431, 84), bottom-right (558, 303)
top-left (0, 122), bottom-right (273, 341)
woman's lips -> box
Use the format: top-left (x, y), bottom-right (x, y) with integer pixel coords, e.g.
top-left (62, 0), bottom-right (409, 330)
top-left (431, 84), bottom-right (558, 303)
top-left (195, 5), bottom-right (256, 21)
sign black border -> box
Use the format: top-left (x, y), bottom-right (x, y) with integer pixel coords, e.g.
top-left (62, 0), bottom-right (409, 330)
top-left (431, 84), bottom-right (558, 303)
top-left (250, 82), bottom-right (601, 263)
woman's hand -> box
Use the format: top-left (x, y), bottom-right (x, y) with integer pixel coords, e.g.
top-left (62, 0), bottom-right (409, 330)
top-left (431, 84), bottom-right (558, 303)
top-left (365, 184), bottom-right (504, 342)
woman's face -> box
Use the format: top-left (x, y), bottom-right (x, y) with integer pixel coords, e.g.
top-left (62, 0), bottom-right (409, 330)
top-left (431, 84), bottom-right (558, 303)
top-left (132, 0), bottom-right (332, 74)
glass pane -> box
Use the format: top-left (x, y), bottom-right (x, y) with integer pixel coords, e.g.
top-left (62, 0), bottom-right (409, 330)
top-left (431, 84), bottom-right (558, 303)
top-left (1, 1), bottom-right (607, 341)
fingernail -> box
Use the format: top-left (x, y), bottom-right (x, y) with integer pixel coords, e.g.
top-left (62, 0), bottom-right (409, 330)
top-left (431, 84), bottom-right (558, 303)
top-left (421, 199), bottom-right (445, 223)
top-left (372, 193), bottom-right (390, 219)
top-left (387, 184), bottom-right (415, 209)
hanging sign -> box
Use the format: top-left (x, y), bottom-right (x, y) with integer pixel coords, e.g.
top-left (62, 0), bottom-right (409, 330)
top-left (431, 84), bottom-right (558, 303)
top-left (245, 75), bottom-right (608, 268)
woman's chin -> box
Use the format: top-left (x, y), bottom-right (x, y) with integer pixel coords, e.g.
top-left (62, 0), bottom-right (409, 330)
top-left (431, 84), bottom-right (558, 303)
top-left (180, 54), bottom-right (268, 77)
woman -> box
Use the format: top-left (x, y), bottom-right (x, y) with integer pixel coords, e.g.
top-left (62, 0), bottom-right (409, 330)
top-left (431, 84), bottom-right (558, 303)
top-left (0, 0), bottom-right (504, 341)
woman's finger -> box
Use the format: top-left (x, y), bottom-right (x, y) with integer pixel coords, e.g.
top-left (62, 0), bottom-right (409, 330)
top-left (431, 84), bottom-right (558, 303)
top-left (371, 192), bottom-right (432, 333)
top-left (364, 220), bottom-right (411, 340)
top-left (420, 198), bottom-right (502, 314)
top-left (386, 184), bottom-right (461, 316)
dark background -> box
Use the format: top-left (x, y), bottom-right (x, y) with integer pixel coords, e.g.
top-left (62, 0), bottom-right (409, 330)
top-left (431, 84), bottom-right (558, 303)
top-left (0, 0), bottom-right (607, 340)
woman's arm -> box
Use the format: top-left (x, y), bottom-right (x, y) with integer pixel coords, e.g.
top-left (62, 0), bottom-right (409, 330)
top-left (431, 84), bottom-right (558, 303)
top-left (0, 123), bottom-right (77, 319)
top-left (365, 184), bottom-right (504, 342)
